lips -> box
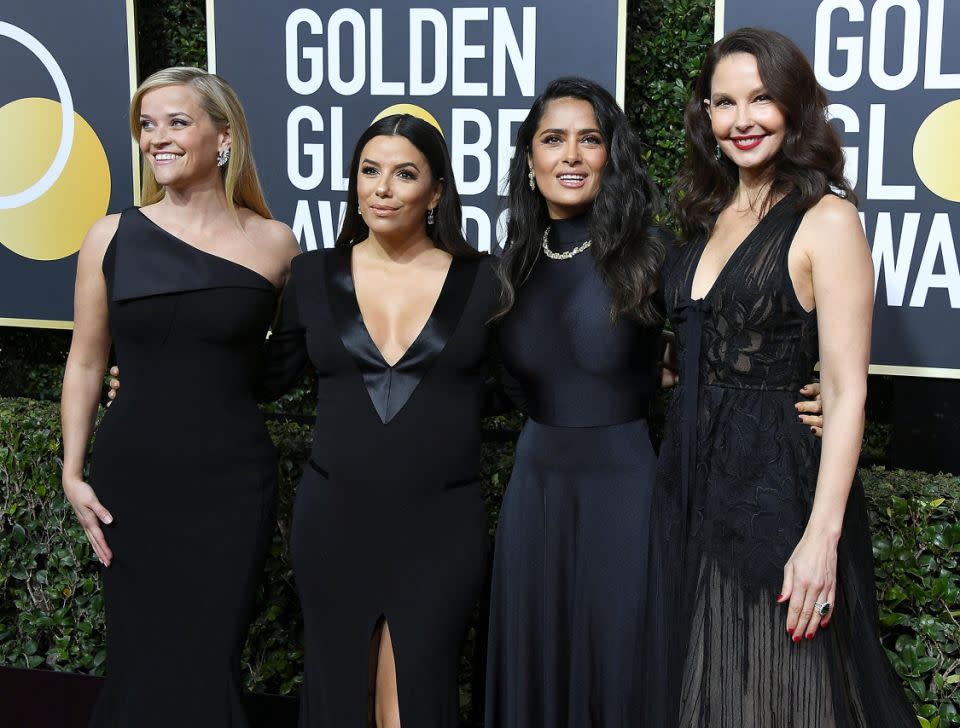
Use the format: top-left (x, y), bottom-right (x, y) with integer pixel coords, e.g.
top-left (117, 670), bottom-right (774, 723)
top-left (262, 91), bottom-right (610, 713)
top-left (153, 152), bottom-right (182, 164)
top-left (557, 173), bottom-right (587, 188)
top-left (369, 204), bottom-right (400, 217)
top-left (731, 135), bottom-right (765, 151)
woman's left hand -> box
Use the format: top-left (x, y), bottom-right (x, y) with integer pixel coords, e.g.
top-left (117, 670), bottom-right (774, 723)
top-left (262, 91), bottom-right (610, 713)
top-left (777, 530), bottom-right (838, 641)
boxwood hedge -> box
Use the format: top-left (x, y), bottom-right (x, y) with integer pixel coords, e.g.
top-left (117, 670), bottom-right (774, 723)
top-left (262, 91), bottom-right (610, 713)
top-left (0, 397), bottom-right (957, 724)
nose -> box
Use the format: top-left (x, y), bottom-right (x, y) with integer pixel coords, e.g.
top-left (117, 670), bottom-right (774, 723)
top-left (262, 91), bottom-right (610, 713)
top-left (563, 136), bottom-right (581, 165)
top-left (734, 104), bottom-right (754, 131)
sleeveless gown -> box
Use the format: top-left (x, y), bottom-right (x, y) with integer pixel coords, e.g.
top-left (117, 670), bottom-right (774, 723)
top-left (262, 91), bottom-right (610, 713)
top-left (485, 215), bottom-right (662, 727)
top-left (646, 194), bottom-right (916, 726)
top-left (88, 208), bottom-right (279, 727)
top-left (260, 247), bottom-right (498, 727)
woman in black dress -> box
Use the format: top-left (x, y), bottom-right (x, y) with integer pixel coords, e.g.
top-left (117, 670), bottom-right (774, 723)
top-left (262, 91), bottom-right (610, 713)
top-left (646, 28), bottom-right (915, 726)
top-left (483, 77), bottom-right (668, 727)
top-left (259, 113), bottom-right (498, 728)
top-left (61, 68), bottom-right (299, 726)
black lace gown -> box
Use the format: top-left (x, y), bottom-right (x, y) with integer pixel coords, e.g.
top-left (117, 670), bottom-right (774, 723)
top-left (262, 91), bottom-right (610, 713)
top-left (485, 215), bottom-right (662, 727)
top-left (646, 195), bottom-right (915, 727)
top-left (88, 208), bottom-right (279, 727)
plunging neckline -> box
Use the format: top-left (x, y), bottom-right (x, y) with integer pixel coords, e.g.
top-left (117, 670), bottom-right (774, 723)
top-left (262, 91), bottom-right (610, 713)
top-left (686, 194), bottom-right (794, 302)
top-left (134, 207), bottom-right (281, 291)
top-left (349, 247), bottom-right (456, 369)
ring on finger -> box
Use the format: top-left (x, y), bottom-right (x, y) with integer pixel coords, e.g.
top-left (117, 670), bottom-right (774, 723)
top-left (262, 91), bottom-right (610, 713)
top-left (814, 601), bottom-right (831, 616)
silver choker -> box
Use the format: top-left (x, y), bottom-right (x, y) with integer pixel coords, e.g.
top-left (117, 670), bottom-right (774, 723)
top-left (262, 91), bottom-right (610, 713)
top-left (541, 226), bottom-right (592, 260)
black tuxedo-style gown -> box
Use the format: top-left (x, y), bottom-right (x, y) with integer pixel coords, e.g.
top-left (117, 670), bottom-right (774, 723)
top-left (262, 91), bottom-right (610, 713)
top-left (645, 194), bottom-right (915, 726)
top-left (260, 246), bottom-right (498, 727)
top-left (87, 208), bottom-right (279, 727)
top-left (485, 215), bottom-right (663, 727)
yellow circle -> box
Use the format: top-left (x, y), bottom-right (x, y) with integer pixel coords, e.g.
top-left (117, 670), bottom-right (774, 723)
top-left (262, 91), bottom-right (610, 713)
top-left (372, 103), bottom-right (444, 137)
top-left (914, 100), bottom-right (960, 203)
top-left (0, 97), bottom-right (111, 260)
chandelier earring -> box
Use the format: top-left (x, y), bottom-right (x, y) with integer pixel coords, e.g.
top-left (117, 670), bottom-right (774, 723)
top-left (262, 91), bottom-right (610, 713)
top-left (528, 169), bottom-right (536, 190)
top-left (217, 148), bottom-right (231, 167)
top-left (714, 143), bottom-right (722, 161)
top-left (427, 208), bottom-right (435, 226)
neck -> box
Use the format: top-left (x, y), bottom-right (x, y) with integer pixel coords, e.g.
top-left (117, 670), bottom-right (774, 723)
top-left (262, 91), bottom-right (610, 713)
top-left (158, 175), bottom-right (233, 225)
top-left (734, 166), bottom-right (774, 212)
top-left (362, 228), bottom-right (436, 263)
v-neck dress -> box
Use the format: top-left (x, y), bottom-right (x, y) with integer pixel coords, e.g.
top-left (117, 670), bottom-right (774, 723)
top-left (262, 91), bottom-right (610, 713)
top-left (644, 194), bottom-right (915, 726)
top-left (260, 245), bottom-right (498, 727)
top-left (88, 208), bottom-right (279, 727)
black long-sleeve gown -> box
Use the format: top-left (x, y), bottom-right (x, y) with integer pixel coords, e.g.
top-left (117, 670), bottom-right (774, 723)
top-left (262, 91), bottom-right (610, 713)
top-left (646, 194), bottom-right (915, 726)
top-left (88, 208), bottom-right (279, 727)
top-left (261, 246), bottom-right (498, 727)
top-left (485, 215), bottom-right (663, 727)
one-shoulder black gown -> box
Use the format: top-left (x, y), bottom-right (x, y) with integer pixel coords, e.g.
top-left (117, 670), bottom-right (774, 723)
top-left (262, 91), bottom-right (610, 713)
top-left (88, 208), bottom-right (279, 727)
top-left (261, 247), bottom-right (498, 727)
top-left (485, 215), bottom-right (663, 727)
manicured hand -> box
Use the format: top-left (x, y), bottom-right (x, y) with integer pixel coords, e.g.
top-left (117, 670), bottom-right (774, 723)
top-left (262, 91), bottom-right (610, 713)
top-left (777, 532), bottom-right (837, 642)
top-left (795, 381), bottom-right (822, 437)
top-left (106, 365), bottom-right (120, 405)
top-left (63, 476), bottom-right (114, 566)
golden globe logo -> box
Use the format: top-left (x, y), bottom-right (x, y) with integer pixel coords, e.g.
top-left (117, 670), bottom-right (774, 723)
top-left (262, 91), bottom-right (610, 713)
top-left (0, 21), bottom-right (111, 261)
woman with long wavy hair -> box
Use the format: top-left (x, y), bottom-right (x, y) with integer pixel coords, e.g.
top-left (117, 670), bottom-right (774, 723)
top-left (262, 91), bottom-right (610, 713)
top-left (483, 76), bottom-right (670, 727)
top-left (61, 67), bottom-right (299, 727)
top-left (645, 28), bottom-right (915, 726)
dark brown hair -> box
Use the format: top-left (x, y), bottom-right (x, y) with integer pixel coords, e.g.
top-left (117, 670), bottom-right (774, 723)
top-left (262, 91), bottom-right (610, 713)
top-left (494, 77), bottom-right (666, 324)
top-left (673, 27), bottom-right (856, 239)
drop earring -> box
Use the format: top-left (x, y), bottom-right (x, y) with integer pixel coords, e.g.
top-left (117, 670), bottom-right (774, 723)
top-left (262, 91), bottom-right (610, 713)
top-left (714, 144), bottom-right (722, 161)
top-left (427, 208), bottom-right (435, 225)
top-left (217, 148), bottom-right (231, 167)
top-left (528, 169), bottom-right (536, 190)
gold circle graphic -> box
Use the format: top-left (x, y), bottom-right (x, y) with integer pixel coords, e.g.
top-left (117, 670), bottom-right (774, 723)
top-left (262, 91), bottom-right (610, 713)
top-left (914, 100), bottom-right (960, 203)
top-left (0, 97), bottom-right (111, 260)
top-left (372, 103), bottom-right (444, 137)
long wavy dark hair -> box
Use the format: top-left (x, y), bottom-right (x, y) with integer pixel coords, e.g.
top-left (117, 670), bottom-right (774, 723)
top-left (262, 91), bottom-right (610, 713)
top-left (674, 27), bottom-right (856, 239)
top-left (494, 77), bottom-right (666, 324)
top-left (336, 114), bottom-right (480, 258)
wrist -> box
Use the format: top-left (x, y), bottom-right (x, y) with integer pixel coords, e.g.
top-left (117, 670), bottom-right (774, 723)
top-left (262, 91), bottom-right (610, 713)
top-left (803, 518), bottom-right (842, 545)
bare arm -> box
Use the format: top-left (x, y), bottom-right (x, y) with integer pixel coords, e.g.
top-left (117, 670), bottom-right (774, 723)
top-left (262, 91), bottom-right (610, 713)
top-left (61, 215), bottom-right (119, 565)
top-left (780, 196), bottom-right (872, 639)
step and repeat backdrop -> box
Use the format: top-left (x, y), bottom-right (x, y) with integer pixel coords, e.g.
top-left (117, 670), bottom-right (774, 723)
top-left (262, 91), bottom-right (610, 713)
top-left (0, 2), bottom-right (138, 328)
top-left (717, 0), bottom-right (960, 376)
top-left (207, 0), bottom-right (626, 254)
top-left (1, 0), bottom-right (956, 377)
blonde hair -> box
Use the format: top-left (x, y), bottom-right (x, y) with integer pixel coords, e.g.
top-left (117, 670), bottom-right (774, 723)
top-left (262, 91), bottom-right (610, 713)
top-left (130, 66), bottom-right (271, 220)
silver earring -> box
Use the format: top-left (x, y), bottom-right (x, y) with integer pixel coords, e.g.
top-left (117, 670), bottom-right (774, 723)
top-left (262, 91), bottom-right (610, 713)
top-left (357, 204), bottom-right (361, 215)
top-left (528, 169), bottom-right (536, 190)
top-left (427, 208), bottom-right (435, 225)
top-left (217, 148), bottom-right (230, 167)
top-left (714, 144), bottom-right (722, 161)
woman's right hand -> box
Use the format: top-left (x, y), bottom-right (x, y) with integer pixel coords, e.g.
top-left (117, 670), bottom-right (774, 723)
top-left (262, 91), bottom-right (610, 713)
top-left (63, 476), bottom-right (114, 566)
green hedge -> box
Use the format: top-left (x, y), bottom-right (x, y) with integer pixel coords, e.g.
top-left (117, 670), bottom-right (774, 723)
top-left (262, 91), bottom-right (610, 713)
top-left (0, 396), bottom-right (956, 724)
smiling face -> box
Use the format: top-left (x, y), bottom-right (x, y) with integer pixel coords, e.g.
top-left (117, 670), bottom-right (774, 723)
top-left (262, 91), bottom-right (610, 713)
top-left (356, 134), bottom-right (441, 240)
top-left (527, 97), bottom-right (608, 219)
top-left (705, 52), bottom-right (786, 174)
top-left (138, 84), bottom-right (229, 189)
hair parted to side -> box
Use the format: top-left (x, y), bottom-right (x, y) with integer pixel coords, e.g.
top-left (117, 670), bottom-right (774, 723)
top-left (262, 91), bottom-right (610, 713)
top-left (494, 76), bottom-right (666, 324)
top-left (130, 66), bottom-right (271, 220)
top-left (674, 27), bottom-right (856, 240)
top-left (336, 113), bottom-right (481, 259)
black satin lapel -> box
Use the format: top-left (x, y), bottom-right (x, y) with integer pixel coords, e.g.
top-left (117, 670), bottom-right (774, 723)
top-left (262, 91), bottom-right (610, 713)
top-left (325, 247), bottom-right (395, 423)
top-left (385, 257), bottom-right (478, 422)
top-left (325, 249), bottom-right (480, 425)
top-left (111, 208), bottom-right (275, 302)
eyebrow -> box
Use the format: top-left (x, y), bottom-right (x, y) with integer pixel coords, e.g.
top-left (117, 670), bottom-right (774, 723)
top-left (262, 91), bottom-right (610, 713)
top-left (710, 87), bottom-right (769, 98)
top-left (538, 127), bottom-right (603, 136)
top-left (139, 112), bottom-right (196, 120)
top-left (360, 158), bottom-right (422, 172)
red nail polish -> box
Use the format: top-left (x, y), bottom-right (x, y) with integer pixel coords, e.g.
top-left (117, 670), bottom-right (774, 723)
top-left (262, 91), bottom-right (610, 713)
top-left (806, 633), bottom-right (814, 640)
top-left (775, 594), bottom-right (784, 602)
top-left (821, 622), bottom-right (828, 630)
top-left (786, 627), bottom-right (794, 635)
top-left (793, 634), bottom-right (801, 643)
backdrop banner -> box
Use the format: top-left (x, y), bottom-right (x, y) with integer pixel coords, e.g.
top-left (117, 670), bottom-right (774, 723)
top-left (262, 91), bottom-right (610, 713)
top-left (0, 2), bottom-right (138, 329)
top-left (718, 0), bottom-right (960, 377)
top-left (208, 1), bottom-right (626, 255)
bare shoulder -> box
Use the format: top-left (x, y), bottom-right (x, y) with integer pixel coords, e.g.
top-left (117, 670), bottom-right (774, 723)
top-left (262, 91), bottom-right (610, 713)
top-left (796, 194), bottom-right (865, 254)
top-left (79, 213), bottom-right (122, 260)
top-left (806, 193), bottom-right (860, 227)
top-left (242, 212), bottom-right (300, 259)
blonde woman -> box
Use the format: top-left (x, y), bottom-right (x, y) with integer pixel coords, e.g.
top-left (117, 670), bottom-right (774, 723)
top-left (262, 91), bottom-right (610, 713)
top-left (61, 67), bottom-right (299, 727)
